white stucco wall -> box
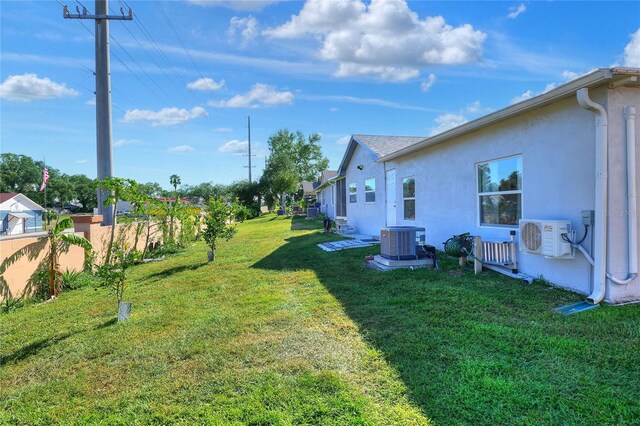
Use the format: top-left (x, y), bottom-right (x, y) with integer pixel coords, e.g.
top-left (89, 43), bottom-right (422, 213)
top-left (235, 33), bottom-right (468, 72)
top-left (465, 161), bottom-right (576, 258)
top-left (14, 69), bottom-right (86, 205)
top-left (380, 85), bottom-right (639, 303)
top-left (339, 84), bottom-right (638, 303)
top-left (603, 86), bottom-right (640, 303)
top-left (319, 185), bottom-right (336, 220)
top-left (344, 145), bottom-right (386, 237)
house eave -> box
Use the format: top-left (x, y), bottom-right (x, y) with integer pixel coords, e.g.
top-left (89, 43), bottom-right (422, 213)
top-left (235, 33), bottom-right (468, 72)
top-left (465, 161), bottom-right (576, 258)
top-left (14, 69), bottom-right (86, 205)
top-left (379, 67), bottom-right (640, 162)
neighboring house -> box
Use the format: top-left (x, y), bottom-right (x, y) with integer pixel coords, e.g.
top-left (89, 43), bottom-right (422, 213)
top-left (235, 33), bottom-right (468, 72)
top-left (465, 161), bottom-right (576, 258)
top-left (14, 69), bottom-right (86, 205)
top-left (337, 67), bottom-right (639, 304)
top-left (337, 135), bottom-right (426, 235)
top-left (301, 181), bottom-right (318, 206)
top-left (0, 193), bottom-right (44, 236)
top-left (314, 170), bottom-right (338, 219)
top-left (116, 200), bottom-right (134, 215)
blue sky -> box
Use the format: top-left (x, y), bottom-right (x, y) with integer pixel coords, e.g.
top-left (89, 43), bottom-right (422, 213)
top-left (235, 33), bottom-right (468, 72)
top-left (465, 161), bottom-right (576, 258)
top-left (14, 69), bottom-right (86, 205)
top-left (1, 0), bottom-right (639, 189)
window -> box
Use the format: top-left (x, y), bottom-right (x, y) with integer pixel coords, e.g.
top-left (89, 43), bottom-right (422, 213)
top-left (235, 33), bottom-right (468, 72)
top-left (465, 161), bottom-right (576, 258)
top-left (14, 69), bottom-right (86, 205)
top-left (364, 178), bottom-right (375, 203)
top-left (477, 156), bottom-right (522, 226)
top-left (402, 176), bottom-right (415, 220)
top-left (349, 182), bottom-right (357, 203)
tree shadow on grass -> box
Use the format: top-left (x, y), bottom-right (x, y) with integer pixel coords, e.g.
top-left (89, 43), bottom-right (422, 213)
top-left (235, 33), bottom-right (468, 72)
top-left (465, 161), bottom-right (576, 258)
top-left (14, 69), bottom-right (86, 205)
top-left (290, 215), bottom-right (322, 231)
top-left (0, 318), bottom-right (117, 367)
top-left (144, 261), bottom-right (209, 282)
top-left (251, 231), bottom-right (634, 425)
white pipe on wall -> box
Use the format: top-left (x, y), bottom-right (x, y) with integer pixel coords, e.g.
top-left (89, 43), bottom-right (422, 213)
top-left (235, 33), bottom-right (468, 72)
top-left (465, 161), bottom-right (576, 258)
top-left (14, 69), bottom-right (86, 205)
top-left (608, 106), bottom-right (638, 285)
top-left (576, 88), bottom-right (608, 304)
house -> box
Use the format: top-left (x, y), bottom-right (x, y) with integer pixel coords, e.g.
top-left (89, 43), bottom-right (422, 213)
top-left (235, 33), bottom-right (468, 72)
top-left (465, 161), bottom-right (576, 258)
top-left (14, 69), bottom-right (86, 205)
top-left (336, 67), bottom-right (639, 304)
top-left (314, 170), bottom-right (338, 219)
top-left (337, 135), bottom-right (426, 234)
top-left (0, 193), bottom-right (44, 236)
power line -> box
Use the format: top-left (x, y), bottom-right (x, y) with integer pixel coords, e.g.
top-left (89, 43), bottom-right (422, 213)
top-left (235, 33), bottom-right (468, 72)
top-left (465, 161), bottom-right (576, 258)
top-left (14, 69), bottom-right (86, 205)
top-left (109, 32), bottom-right (172, 102)
top-left (155, 0), bottom-right (205, 80)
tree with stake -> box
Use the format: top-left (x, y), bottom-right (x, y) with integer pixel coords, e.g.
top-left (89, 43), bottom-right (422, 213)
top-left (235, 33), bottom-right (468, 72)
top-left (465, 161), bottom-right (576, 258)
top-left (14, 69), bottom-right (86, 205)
top-left (202, 196), bottom-right (237, 262)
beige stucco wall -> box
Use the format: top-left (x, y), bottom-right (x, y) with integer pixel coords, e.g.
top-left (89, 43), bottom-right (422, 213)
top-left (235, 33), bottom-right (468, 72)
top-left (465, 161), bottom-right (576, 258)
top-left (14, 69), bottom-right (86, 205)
top-left (0, 215), bottom-right (163, 300)
top-left (0, 231), bottom-right (85, 299)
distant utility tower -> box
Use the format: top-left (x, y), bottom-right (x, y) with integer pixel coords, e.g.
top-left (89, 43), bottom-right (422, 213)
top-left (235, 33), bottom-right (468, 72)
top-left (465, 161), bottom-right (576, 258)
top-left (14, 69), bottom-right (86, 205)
top-left (63, 0), bottom-right (132, 226)
top-left (244, 116), bottom-right (256, 183)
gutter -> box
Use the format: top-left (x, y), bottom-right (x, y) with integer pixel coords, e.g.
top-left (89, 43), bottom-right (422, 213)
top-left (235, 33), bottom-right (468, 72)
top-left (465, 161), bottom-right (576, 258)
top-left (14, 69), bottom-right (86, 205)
top-left (378, 68), bottom-right (640, 163)
top-left (577, 91), bottom-right (638, 304)
top-left (576, 88), bottom-right (608, 304)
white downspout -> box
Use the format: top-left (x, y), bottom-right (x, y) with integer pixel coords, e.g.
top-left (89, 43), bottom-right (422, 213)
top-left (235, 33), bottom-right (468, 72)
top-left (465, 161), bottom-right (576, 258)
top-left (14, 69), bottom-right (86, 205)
top-left (577, 88), bottom-right (608, 304)
top-left (607, 106), bottom-right (638, 285)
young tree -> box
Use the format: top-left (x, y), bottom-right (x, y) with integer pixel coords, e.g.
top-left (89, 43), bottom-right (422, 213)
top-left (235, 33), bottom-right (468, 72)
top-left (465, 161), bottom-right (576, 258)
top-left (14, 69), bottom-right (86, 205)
top-left (95, 177), bottom-right (139, 265)
top-left (202, 196), bottom-right (237, 262)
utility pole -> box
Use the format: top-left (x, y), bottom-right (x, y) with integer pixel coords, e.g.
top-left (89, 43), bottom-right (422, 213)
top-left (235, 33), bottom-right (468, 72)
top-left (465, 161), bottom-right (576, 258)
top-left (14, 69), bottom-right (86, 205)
top-left (63, 1), bottom-right (132, 226)
top-left (244, 116), bottom-right (256, 183)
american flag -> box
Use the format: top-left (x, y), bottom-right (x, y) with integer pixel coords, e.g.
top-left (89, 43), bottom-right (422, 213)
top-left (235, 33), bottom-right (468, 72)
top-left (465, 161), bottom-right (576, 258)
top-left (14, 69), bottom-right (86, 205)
top-left (40, 167), bottom-right (49, 191)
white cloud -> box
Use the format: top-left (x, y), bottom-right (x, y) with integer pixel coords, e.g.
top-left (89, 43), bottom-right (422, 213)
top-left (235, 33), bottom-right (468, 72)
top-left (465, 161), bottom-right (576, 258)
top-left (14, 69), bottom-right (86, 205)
top-left (123, 106), bottom-right (207, 126)
top-left (85, 98), bottom-right (96, 106)
top-left (511, 90), bottom-right (534, 104)
top-left (228, 16), bottom-right (258, 47)
top-left (114, 138), bottom-right (139, 147)
top-left (329, 107), bottom-right (339, 112)
top-left (186, 0), bottom-right (277, 11)
top-left (561, 70), bottom-right (579, 81)
top-left (187, 77), bottom-right (225, 91)
top-left (511, 82), bottom-right (558, 105)
top-left (218, 139), bottom-right (248, 154)
top-left (507, 3), bottom-right (526, 19)
top-left (213, 127), bottom-right (233, 132)
top-left (168, 144), bottom-right (195, 153)
top-left (336, 135), bottom-right (351, 145)
top-left (299, 93), bottom-right (441, 113)
top-left (0, 73), bottom-right (78, 101)
top-left (430, 113), bottom-right (467, 136)
top-left (465, 100), bottom-right (492, 114)
top-left (75, 159), bottom-right (88, 164)
top-left (420, 73), bottom-right (437, 92)
top-left (209, 83), bottom-right (294, 108)
top-left (264, 0), bottom-right (486, 81)
top-left (623, 28), bottom-right (640, 67)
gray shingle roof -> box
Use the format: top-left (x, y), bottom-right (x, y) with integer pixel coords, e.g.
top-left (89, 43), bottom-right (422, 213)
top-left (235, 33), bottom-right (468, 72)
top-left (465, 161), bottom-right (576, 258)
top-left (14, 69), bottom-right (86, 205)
top-left (352, 134), bottom-right (427, 158)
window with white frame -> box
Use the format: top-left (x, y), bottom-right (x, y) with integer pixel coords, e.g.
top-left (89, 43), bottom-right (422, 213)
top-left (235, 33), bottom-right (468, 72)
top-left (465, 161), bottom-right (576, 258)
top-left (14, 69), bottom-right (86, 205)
top-left (364, 178), bottom-right (375, 203)
top-left (477, 156), bottom-right (522, 226)
top-left (402, 176), bottom-right (415, 220)
top-left (349, 182), bottom-right (357, 203)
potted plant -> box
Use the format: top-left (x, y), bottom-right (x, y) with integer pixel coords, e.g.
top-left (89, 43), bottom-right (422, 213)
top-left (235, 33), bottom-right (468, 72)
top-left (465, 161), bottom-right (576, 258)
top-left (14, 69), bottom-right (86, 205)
top-left (202, 196), bottom-right (237, 262)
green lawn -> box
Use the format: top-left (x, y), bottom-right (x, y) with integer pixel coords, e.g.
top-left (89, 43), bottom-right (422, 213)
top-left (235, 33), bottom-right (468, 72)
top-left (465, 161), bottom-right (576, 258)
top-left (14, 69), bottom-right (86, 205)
top-left (1, 215), bottom-right (639, 425)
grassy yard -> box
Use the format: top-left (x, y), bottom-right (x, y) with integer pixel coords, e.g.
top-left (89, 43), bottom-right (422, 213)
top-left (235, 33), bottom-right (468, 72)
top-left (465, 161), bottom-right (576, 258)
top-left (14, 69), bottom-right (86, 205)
top-left (1, 215), bottom-right (639, 425)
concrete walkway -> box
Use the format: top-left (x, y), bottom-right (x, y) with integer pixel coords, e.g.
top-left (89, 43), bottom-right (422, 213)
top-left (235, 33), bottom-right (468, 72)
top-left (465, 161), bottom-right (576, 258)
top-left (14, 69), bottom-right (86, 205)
top-left (317, 235), bottom-right (379, 252)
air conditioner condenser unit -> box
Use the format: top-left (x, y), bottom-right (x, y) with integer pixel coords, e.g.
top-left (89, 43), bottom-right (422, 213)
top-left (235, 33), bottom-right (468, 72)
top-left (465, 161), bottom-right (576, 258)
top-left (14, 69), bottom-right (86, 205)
top-left (519, 219), bottom-right (572, 258)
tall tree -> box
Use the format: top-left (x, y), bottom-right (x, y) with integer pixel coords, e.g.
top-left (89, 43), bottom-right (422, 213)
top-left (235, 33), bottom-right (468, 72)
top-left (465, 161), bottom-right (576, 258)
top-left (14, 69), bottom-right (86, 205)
top-left (267, 130), bottom-right (329, 182)
top-left (69, 174), bottom-right (97, 211)
top-left (0, 153), bottom-right (41, 197)
top-left (170, 175), bottom-right (181, 195)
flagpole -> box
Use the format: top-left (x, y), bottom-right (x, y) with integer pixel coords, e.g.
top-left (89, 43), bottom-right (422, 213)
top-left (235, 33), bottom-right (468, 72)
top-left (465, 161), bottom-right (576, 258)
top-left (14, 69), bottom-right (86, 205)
top-left (43, 156), bottom-right (47, 227)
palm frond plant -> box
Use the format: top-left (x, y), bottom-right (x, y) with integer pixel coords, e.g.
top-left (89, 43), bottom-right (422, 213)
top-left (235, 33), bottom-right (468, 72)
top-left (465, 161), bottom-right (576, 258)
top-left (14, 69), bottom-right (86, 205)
top-left (0, 217), bottom-right (92, 300)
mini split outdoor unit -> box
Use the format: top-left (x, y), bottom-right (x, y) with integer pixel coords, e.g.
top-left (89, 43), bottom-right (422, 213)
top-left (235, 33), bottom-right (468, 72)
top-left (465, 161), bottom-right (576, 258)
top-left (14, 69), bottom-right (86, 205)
top-left (519, 219), bottom-right (572, 258)
top-left (380, 226), bottom-right (425, 260)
